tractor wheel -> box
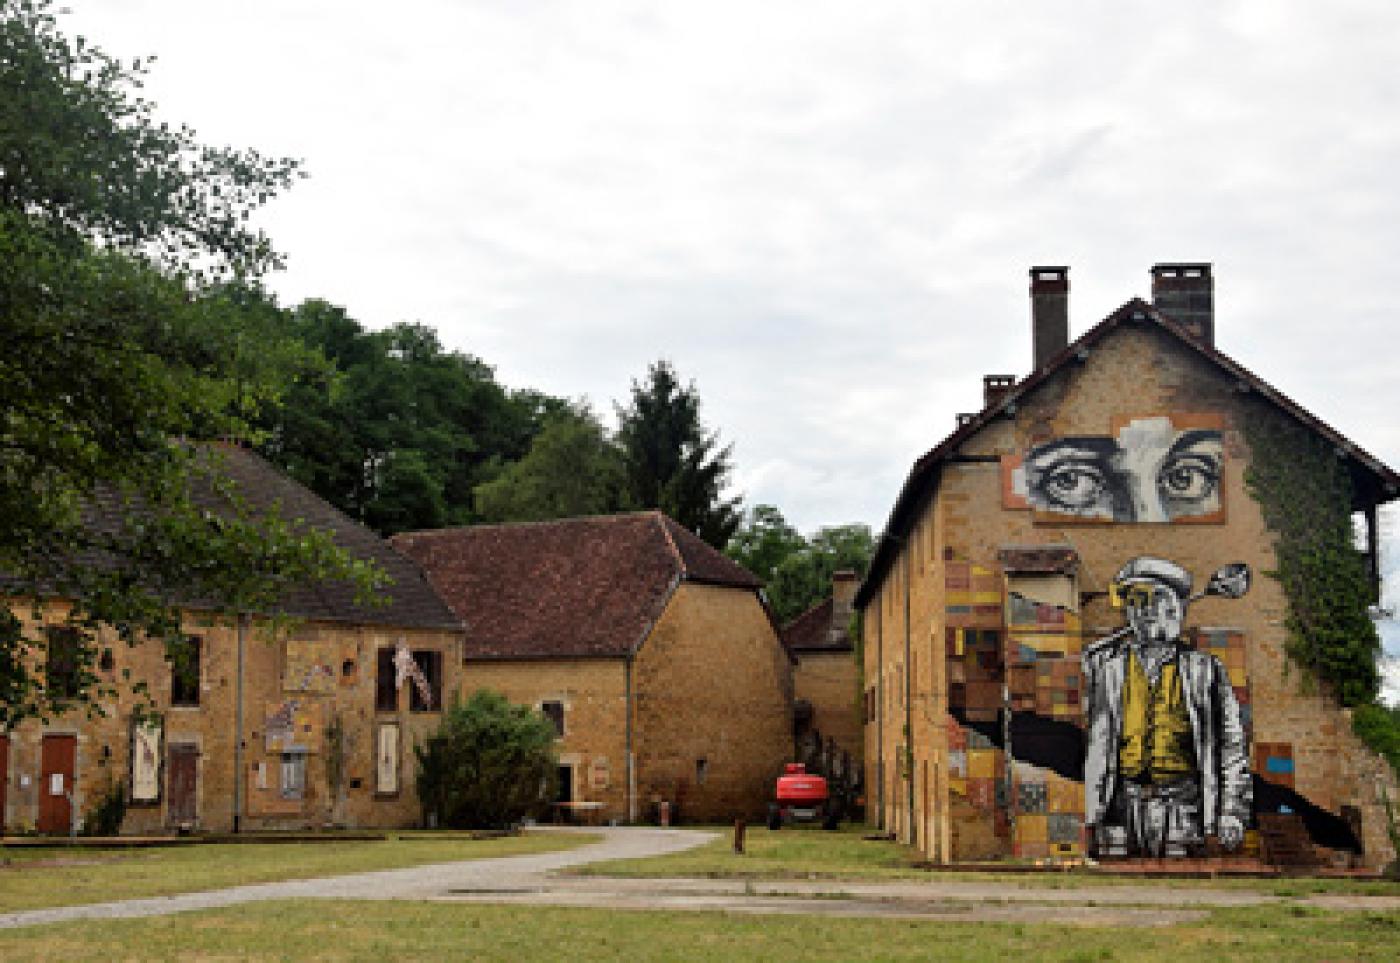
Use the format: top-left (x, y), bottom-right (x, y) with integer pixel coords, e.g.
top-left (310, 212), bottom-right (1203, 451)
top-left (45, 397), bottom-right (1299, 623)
top-left (767, 804), bottom-right (782, 831)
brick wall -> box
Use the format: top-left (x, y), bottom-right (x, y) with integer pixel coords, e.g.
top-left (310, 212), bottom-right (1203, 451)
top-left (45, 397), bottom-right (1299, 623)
top-left (793, 650), bottom-right (862, 765)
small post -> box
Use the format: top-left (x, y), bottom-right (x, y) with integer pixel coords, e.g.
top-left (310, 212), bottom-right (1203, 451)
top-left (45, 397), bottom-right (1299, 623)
top-left (733, 817), bottom-right (746, 854)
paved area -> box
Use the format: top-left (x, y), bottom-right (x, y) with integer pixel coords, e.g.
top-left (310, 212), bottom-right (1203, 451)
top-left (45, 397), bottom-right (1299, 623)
top-left (1, 827), bottom-right (1396, 930)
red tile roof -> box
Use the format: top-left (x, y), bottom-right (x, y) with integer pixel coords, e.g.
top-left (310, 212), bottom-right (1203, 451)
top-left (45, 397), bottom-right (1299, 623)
top-left (782, 597), bottom-right (853, 653)
top-left (392, 512), bottom-right (762, 659)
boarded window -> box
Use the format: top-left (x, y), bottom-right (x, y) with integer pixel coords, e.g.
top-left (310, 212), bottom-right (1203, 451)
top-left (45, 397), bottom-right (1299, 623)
top-left (410, 650), bottom-right (442, 712)
top-left (280, 752), bottom-right (306, 800)
top-left (44, 627), bottom-right (83, 700)
top-left (170, 637), bottom-right (202, 707)
top-left (541, 700), bottom-right (565, 736)
top-left (375, 647), bottom-right (397, 712)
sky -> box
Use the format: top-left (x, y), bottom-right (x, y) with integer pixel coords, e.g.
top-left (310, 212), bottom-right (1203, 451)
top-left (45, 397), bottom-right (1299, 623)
top-left (60, 2), bottom-right (1400, 683)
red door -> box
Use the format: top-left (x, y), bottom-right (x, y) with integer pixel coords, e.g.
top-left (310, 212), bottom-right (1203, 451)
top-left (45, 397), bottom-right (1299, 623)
top-left (168, 744), bottom-right (199, 827)
top-left (38, 734), bottom-right (76, 834)
top-left (1, 734), bottom-right (9, 831)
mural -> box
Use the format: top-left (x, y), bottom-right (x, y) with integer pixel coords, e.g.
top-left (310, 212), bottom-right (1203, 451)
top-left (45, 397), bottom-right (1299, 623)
top-left (376, 722), bottom-right (400, 795)
top-left (1082, 556), bottom-right (1251, 857)
top-left (264, 698), bottom-right (325, 753)
top-left (130, 717), bottom-right (163, 804)
top-left (1005, 415), bottom-right (1225, 523)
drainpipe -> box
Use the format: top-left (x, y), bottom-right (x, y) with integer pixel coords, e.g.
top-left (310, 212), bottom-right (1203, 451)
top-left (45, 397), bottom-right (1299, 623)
top-left (625, 654), bottom-right (635, 824)
top-left (874, 595), bottom-right (883, 829)
top-left (233, 613), bottom-right (248, 834)
top-left (904, 547), bottom-right (914, 846)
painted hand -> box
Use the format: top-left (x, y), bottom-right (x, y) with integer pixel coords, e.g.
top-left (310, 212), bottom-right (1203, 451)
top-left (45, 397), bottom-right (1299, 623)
top-left (1217, 815), bottom-right (1245, 851)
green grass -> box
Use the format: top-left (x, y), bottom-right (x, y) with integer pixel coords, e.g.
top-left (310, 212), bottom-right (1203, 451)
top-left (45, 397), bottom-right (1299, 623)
top-left (0, 900), bottom-right (1396, 960)
top-left (576, 825), bottom-right (1400, 896)
top-left (0, 831), bottom-right (598, 912)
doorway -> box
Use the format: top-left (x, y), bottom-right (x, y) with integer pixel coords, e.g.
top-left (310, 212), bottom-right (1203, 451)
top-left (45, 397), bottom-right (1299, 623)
top-left (38, 734), bottom-right (76, 834)
top-left (168, 743), bottom-right (199, 827)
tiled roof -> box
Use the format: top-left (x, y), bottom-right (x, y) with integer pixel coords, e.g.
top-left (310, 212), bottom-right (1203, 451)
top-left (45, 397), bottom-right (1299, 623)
top-left (782, 597), bottom-right (853, 653)
top-left (15, 443), bottom-right (463, 630)
top-left (856, 298), bottom-right (1400, 609)
top-left (392, 511), bottom-right (762, 659)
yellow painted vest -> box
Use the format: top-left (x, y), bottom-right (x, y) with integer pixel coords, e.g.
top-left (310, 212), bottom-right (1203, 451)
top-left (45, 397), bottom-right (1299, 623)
top-left (1118, 650), bottom-right (1196, 783)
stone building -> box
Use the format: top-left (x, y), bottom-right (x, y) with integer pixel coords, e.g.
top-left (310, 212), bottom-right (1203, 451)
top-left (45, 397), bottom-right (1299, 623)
top-left (393, 511), bottom-right (794, 824)
top-left (858, 264), bottom-right (1400, 867)
top-left (783, 571), bottom-right (862, 778)
top-left (2, 444), bottom-right (464, 834)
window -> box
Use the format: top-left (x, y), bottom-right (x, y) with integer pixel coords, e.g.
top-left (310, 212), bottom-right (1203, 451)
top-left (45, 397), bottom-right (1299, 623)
top-left (375, 647), bottom-right (397, 712)
top-left (280, 752), bottom-right (306, 800)
top-left (170, 637), bottom-right (202, 707)
top-left (410, 650), bottom-right (442, 712)
top-left (695, 757), bottom-right (708, 785)
top-left (540, 700), bottom-right (565, 736)
top-left (44, 626), bottom-right (83, 700)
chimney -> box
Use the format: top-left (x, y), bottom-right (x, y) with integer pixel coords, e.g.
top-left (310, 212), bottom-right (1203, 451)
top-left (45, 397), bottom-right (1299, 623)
top-left (831, 570), bottom-right (858, 617)
top-left (1030, 266), bottom-right (1069, 370)
top-left (983, 374), bottom-right (1015, 408)
top-left (1151, 263), bottom-right (1213, 346)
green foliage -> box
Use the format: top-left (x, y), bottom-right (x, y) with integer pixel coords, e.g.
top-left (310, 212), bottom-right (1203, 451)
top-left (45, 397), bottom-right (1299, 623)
top-left (415, 690), bottom-right (559, 829)
top-left (257, 301), bottom-right (563, 534)
top-left (82, 777), bottom-right (126, 837)
top-left (1351, 702), bottom-right (1400, 777)
top-left (475, 406), bottom-right (627, 523)
top-left (0, 4), bottom-right (379, 726)
top-left (725, 505), bottom-right (807, 583)
top-left (616, 360), bottom-right (741, 548)
top-left (1243, 410), bottom-right (1381, 706)
top-left (766, 524), bottom-right (874, 624)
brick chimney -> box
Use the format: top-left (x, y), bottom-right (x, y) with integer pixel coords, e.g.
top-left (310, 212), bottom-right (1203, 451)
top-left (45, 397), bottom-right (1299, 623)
top-left (1151, 263), bottom-right (1213, 346)
top-left (983, 374), bottom-right (1015, 408)
top-left (831, 570), bottom-right (858, 616)
top-left (1030, 266), bottom-right (1069, 370)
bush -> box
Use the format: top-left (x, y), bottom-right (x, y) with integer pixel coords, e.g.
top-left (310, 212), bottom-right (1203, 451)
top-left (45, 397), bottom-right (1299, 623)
top-left (83, 778), bottom-right (126, 836)
top-left (415, 689), bottom-right (558, 829)
top-left (1353, 701), bottom-right (1400, 777)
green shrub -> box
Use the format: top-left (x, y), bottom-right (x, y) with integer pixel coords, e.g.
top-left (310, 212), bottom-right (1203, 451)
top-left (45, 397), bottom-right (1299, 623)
top-left (415, 689), bottom-right (558, 829)
top-left (83, 778), bottom-right (126, 836)
top-left (1353, 701), bottom-right (1400, 777)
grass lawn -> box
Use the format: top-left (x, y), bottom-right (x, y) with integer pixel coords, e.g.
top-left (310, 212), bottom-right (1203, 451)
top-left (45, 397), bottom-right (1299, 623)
top-left (575, 825), bottom-right (1400, 896)
top-left (0, 899), bottom-right (1396, 960)
top-left (0, 831), bottom-right (598, 913)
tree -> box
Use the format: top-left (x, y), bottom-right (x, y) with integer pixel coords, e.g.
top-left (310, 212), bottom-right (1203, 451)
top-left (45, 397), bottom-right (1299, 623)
top-left (725, 504), bottom-right (807, 583)
top-left (615, 360), bottom-right (742, 547)
top-left (415, 690), bottom-right (559, 829)
top-left (767, 524), bottom-right (875, 624)
top-left (474, 406), bottom-right (627, 523)
top-left (0, 2), bottom-right (376, 726)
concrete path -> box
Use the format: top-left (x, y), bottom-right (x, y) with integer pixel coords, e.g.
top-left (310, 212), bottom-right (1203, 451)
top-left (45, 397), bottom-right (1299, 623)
top-left (2, 827), bottom-right (1396, 931)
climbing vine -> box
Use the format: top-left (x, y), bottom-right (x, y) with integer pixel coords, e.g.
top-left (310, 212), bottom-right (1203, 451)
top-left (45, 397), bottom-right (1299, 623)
top-left (1243, 408), bottom-right (1400, 776)
top-left (1243, 408), bottom-right (1380, 705)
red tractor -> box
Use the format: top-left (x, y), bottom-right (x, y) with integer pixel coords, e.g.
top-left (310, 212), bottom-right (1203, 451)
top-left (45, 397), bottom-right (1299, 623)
top-left (767, 763), bottom-right (842, 830)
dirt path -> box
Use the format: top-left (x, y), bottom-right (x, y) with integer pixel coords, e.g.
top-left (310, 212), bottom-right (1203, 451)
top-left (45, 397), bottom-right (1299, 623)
top-left (1, 827), bottom-right (1395, 930)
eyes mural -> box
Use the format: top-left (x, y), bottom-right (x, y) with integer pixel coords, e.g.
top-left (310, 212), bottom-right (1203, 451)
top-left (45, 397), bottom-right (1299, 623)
top-left (1008, 416), bottom-right (1225, 523)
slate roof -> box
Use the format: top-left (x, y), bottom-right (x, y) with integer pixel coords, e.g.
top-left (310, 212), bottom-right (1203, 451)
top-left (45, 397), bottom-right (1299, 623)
top-left (392, 511), bottom-right (763, 660)
top-left (782, 597), bottom-right (853, 654)
top-left (16, 443), bottom-right (463, 630)
top-left (856, 297), bottom-right (1400, 609)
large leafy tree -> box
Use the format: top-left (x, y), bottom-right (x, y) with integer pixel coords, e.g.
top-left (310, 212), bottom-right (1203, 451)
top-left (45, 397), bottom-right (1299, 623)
top-left (474, 405), bottom-right (627, 523)
top-left (765, 523), bottom-right (874, 624)
top-left (615, 360), bottom-right (741, 547)
top-left (0, 1), bottom-right (376, 726)
top-left (725, 504), bottom-right (807, 584)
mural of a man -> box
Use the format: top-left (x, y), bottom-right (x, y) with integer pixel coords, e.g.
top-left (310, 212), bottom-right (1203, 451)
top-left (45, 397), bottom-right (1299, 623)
top-left (1082, 556), bottom-right (1251, 857)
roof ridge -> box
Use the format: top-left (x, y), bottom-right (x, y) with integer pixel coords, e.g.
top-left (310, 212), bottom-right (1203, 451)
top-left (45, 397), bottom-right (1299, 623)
top-left (396, 511), bottom-right (661, 541)
top-left (652, 512), bottom-right (686, 573)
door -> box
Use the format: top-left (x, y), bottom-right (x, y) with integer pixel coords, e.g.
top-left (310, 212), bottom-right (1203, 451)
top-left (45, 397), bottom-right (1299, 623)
top-left (0, 734), bottom-right (8, 831)
top-left (38, 734), bottom-right (76, 834)
top-left (168, 744), bottom-right (199, 826)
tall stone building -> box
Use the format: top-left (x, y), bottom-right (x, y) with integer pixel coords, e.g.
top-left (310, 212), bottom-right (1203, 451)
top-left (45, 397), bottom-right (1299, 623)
top-left (858, 264), bottom-right (1399, 867)
top-left (394, 511), bottom-right (794, 824)
top-left (2, 444), bottom-right (464, 834)
top-left (784, 571), bottom-right (862, 778)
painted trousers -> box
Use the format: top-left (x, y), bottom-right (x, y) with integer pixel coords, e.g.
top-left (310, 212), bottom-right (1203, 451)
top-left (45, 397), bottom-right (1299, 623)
top-left (1095, 778), bottom-right (1203, 858)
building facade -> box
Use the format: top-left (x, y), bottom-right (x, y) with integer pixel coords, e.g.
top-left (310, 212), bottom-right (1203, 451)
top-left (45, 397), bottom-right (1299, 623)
top-left (784, 571), bottom-right (863, 779)
top-left (859, 265), bottom-right (1399, 867)
top-left (394, 511), bottom-right (794, 824)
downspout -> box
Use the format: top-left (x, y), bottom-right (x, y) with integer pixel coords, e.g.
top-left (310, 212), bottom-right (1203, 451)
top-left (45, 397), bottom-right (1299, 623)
top-left (874, 595), bottom-right (884, 829)
top-left (625, 654), bottom-right (635, 824)
top-left (904, 547), bottom-right (914, 845)
top-left (233, 612), bottom-right (248, 834)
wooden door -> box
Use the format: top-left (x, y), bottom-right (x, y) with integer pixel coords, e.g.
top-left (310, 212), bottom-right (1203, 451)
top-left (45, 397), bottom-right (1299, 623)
top-left (168, 744), bottom-right (199, 826)
top-left (38, 734), bottom-right (76, 834)
top-left (0, 734), bottom-right (8, 831)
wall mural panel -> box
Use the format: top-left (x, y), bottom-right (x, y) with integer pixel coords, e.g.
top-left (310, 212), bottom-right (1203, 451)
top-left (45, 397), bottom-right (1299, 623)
top-left (1003, 414), bottom-right (1226, 524)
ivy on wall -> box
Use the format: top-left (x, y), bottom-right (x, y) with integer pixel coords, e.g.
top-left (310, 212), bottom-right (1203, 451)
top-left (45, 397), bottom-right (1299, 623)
top-left (1243, 408), bottom-right (1400, 777)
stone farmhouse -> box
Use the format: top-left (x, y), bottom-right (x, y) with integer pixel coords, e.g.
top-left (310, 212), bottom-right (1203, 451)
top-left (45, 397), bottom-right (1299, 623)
top-left (2, 444), bottom-right (465, 834)
top-left (782, 571), bottom-right (862, 779)
top-left (858, 264), bottom-right (1400, 868)
top-left (393, 512), bottom-right (794, 825)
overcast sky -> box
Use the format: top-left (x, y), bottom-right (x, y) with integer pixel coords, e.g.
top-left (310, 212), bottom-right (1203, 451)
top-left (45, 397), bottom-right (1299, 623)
top-left (61, 2), bottom-right (1400, 666)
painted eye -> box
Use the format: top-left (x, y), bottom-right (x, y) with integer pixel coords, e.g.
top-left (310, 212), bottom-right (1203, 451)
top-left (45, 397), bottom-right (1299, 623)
top-left (1158, 456), bottom-right (1218, 502)
top-left (1041, 463), bottom-right (1107, 508)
